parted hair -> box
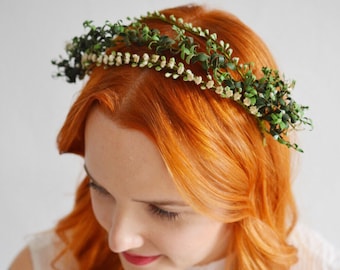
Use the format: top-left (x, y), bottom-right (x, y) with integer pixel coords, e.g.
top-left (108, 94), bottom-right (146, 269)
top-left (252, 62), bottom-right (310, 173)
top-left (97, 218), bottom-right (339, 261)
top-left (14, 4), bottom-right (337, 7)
top-left (54, 4), bottom-right (298, 269)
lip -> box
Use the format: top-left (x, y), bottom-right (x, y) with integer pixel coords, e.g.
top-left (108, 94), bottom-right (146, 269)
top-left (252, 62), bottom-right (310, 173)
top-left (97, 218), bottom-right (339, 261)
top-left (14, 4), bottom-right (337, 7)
top-left (122, 252), bottom-right (161, 266)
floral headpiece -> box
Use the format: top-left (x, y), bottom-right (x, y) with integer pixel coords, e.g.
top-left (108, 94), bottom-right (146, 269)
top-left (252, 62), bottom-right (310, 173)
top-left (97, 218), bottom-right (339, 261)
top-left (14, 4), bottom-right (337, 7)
top-left (52, 11), bottom-right (312, 152)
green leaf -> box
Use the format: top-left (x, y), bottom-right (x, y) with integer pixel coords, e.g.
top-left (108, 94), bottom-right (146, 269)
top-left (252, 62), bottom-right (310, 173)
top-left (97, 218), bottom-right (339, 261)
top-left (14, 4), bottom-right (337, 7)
top-left (191, 52), bottom-right (209, 63)
top-left (226, 62), bottom-right (236, 70)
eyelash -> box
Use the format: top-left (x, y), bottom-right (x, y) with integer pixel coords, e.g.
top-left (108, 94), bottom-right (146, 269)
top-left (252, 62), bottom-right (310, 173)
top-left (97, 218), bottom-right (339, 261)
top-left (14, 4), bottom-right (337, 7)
top-left (88, 179), bottom-right (111, 197)
top-left (148, 204), bottom-right (180, 221)
top-left (88, 179), bottom-right (180, 221)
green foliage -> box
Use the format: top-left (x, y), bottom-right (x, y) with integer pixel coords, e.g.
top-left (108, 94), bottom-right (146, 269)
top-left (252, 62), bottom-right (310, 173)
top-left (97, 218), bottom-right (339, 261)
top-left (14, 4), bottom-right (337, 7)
top-left (52, 11), bottom-right (312, 152)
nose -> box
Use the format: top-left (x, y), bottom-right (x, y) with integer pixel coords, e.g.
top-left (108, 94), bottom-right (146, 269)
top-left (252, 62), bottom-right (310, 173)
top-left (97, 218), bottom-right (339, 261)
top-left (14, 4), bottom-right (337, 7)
top-left (108, 207), bottom-right (144, 253)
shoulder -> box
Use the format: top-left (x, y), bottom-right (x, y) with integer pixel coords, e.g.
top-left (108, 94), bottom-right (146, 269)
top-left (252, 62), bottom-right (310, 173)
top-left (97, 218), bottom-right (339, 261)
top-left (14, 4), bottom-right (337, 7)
top-left (290, 223), bottom-right (340, 270)
top-left (10, 230), bottom-right (75, 270)
top-left (10, 246), bottom-right (33, 270)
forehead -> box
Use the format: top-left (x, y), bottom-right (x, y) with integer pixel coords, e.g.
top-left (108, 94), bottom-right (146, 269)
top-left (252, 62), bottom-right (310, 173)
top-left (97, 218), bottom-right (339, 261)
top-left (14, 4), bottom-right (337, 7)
top-left (84, 107), bottom-right (182, 199)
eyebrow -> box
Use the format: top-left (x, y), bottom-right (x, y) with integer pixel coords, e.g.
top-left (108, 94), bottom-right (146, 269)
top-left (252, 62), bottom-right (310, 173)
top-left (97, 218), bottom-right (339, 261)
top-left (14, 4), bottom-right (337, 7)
top-left (83, 164), bottom-right (190, 208)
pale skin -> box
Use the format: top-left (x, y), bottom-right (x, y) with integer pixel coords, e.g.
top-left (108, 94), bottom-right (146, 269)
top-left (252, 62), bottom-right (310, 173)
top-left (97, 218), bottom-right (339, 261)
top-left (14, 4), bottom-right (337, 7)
top-left (84, 107), bottom-right (229, 270)
top-left (10, 107), bottom-right (230, 270)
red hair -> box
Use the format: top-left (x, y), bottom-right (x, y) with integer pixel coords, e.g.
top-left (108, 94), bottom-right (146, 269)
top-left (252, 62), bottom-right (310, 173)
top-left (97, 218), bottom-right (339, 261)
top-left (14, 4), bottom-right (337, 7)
top-left (54, 4), bottom-right (297, 269)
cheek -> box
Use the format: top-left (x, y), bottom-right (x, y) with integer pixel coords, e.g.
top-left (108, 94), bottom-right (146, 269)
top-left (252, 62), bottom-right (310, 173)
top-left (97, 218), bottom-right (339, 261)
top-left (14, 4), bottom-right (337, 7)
top-left (156, 220), bottom-right (229, 261)
top-left (90, 191), bottom-right (113, 231)
top-left (152, 221), bottom-right (210, 251)
top-left (183, 221), bottom-right (229, 261)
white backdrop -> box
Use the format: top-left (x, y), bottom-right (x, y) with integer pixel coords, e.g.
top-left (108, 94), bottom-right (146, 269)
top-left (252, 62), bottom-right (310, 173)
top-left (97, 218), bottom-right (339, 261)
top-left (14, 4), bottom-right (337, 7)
top-left (1, 0), bottom-right (339, 268)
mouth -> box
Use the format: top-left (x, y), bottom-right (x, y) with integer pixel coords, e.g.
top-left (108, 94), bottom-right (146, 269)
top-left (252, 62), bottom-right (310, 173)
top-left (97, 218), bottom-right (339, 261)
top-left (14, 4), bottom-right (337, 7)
top-left (122, 252), bottom-right (161, 266)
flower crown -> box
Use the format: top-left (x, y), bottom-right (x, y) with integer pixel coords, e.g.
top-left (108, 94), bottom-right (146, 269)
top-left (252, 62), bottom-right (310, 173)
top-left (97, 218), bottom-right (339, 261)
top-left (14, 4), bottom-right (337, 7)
top-left (52, 11), bottom-right (312, 152)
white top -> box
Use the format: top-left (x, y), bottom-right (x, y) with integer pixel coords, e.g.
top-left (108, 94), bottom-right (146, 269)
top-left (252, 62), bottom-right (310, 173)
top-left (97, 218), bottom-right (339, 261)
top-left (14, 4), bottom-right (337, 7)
top-left (289, 224), bottom-right (340, 270)
top-left (28, 224), bottom-right (340, 270)
top-left (27, 231), bottom-right (78, 270)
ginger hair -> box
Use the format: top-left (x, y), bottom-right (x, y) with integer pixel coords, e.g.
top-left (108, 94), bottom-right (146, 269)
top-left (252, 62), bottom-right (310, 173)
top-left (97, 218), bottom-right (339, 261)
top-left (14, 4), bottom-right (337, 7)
top-left (54, 4), bottom-right (298, 269)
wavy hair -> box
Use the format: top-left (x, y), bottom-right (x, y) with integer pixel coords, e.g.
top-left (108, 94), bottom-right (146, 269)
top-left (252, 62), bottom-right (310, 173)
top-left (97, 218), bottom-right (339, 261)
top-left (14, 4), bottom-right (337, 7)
top-left (54, 4), bottom-right (298, 269)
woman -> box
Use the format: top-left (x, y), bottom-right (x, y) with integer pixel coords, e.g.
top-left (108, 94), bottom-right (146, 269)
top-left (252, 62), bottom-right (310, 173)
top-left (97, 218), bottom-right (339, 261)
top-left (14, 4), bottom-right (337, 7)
top-left (10, 4), bottom-right (339, 270)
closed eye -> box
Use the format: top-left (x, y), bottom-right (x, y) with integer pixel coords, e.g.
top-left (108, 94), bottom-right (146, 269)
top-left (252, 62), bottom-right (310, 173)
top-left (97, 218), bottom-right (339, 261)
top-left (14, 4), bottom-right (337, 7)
top-left (148, 204), bottom-right (180, 221)
top-left (88, 178), bottom-right (112, 197)
top-left (84, 164), bottom-right (112, 197)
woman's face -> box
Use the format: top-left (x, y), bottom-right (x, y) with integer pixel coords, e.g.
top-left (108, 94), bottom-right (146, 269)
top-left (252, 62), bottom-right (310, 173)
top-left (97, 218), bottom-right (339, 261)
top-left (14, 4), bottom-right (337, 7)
top-left (84, 108), bottom-right (229, 270)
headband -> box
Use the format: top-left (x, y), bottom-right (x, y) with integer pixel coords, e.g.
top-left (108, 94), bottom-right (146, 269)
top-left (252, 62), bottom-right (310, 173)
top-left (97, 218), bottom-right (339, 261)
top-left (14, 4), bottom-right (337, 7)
top-left (52, 11), bottom-right (312, 152)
